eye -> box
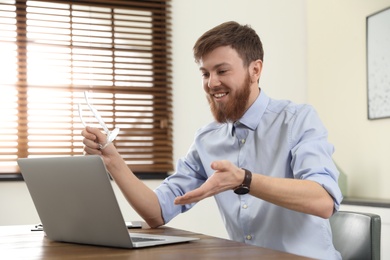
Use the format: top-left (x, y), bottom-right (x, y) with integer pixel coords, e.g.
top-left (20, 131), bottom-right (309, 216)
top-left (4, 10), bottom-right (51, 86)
top-left (201, 72), bottom-right (210, 78)
top-left (217, 69), bottom-right (227, 75)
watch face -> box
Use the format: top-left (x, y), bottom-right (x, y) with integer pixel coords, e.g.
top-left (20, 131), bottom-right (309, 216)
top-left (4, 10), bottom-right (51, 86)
top-left (234, 186), bottom-right (249, 195)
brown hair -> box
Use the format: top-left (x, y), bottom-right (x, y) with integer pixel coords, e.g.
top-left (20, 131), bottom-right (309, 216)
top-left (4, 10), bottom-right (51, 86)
top-left (193, 21), bottom-right (264, 67)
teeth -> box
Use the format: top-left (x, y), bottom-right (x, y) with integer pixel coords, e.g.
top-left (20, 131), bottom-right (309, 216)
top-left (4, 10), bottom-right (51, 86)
top-left (214, 93), bottom-right (226, 98)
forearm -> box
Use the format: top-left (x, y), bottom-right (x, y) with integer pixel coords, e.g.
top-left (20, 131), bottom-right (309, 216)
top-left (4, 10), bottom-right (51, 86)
top-left (82, 126), bottom-right (165, 227)
top-left (107, 155), bottom-right (165, 228)
top-left (250, 174), bottom-right (334, 219)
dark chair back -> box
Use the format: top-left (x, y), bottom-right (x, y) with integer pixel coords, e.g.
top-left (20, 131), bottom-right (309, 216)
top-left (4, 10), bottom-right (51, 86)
top-left (330, 211), bottom-right (381, 260)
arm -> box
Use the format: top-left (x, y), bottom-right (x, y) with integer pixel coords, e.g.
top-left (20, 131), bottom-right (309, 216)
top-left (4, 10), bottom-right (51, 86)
top-left (174, 160), bottom-right (334, 219)
top-left (250, 173), bottom-right (334, 219)
top-left (82, 126), bottom-right (164, 228)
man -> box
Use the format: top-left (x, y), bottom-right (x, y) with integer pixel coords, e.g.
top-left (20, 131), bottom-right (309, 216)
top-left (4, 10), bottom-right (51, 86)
top-left (82, 21), bottom-right (342, 259)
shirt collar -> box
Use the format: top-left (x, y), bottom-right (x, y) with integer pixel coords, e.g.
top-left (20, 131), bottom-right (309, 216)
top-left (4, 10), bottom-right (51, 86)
top-left (228, 88), bottom-right (269, 135)
top-left (238, 88), bottom-right (269, 131)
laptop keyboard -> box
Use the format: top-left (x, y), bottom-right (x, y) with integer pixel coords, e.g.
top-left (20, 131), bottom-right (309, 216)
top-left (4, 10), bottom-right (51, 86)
top-left (131, 237), bottom-right (164, 242)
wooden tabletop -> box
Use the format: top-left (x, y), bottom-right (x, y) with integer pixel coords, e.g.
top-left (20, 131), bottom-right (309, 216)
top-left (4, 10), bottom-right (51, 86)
top-left (0, 224), bottom-right (312, 259)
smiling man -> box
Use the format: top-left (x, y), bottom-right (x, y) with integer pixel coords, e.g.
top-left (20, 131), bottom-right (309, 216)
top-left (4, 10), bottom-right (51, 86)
top-left (200, 46), bottom-right (257, 123)
top-left (82, 21), bottom-right (343, 259)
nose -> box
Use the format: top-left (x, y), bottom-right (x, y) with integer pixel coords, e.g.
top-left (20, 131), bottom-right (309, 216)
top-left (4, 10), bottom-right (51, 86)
top-left (207, 73), bottom-right (221, 88)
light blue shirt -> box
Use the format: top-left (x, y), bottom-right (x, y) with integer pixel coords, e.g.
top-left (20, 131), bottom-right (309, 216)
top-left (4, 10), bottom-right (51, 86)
top-left (155, 90), bottom-right (343, 259)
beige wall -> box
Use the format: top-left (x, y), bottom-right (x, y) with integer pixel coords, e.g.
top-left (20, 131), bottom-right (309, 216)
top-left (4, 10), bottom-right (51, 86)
top-left (307, 0), bottom-right (390, 200)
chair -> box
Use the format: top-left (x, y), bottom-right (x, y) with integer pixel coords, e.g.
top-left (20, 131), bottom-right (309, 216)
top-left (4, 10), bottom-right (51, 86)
top-left (329, 211), bottom-right (381, 260)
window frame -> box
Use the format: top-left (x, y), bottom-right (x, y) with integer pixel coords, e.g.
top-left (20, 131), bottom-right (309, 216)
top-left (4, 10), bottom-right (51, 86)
top-left (0, 0), bottom-right (173, 180)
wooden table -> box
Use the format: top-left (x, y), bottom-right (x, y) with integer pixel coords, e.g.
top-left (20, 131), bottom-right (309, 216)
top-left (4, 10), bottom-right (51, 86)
top-left (0, 224), bottom-right (312, 259)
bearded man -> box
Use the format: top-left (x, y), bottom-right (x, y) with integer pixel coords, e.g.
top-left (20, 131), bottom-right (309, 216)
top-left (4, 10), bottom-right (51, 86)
top-left (82, 21), bottom-right (342, 259)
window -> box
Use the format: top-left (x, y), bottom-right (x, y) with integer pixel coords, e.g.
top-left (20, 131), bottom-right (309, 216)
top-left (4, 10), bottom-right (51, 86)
top-left (0, 0), bottom-right (173, 179)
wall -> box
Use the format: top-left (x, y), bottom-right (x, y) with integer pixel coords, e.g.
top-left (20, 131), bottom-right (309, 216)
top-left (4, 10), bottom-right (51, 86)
top-left (307, 0), bottom-right (390, 200)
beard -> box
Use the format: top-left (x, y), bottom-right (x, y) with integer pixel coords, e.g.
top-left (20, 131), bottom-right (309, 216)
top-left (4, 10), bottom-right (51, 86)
top-left (207, 72), bottom-right (251, 123)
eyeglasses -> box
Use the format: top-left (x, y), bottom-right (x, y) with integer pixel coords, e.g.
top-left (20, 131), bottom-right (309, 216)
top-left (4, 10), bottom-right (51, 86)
top-left (78, 91), bottom-right (120, 149)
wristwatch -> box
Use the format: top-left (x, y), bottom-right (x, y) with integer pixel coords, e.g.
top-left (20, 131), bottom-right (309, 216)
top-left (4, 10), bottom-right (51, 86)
top-left (234, 168), bottom-right (252, 195)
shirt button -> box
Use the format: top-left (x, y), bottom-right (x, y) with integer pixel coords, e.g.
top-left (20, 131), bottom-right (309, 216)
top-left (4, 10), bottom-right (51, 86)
top-left (242, 204), bottom-right (248, 209)
top-left (246, 235), bottom-right (252, 240)
top-left (241, 139), bottom-right (245, 144)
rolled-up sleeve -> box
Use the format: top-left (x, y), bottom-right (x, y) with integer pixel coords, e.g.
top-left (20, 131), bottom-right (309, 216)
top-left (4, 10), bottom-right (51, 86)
top-left (154, 143), bottom-right (207, 223)
top-left (290, 105), bottom-right (343, 211)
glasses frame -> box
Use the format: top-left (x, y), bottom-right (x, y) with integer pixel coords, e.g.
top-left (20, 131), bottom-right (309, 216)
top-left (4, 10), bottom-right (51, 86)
top-left (78, 91), bottom-right (120, 149)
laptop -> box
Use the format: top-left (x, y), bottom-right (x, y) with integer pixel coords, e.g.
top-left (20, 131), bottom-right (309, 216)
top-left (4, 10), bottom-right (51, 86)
top-left (17, 155), bottom-right (199, 248)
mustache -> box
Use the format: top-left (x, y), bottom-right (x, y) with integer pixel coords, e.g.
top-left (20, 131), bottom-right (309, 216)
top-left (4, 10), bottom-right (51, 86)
top-left (208, 87), bottom-right (229, 95)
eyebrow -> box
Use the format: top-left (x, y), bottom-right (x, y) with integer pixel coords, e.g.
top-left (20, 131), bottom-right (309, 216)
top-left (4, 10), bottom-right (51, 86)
top-left (199, 62), bottom-right (230, 72)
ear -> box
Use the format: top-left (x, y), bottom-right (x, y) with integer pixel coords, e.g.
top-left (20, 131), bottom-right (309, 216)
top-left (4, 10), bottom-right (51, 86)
top-left (250, 59), bottom-right (263, 83)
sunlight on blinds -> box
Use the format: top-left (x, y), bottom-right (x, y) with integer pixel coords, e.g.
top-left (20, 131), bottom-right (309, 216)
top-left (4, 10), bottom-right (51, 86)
top-left (0, 0), bottom-right (173, 174)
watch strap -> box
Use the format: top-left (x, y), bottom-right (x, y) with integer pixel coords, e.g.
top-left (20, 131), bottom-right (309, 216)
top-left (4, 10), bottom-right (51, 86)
top-left (233, 168), bottom-right (252, 194)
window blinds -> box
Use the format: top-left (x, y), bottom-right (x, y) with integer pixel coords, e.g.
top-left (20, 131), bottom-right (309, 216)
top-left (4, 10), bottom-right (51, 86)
top-left (0, 0), bottom-right (173, 176)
